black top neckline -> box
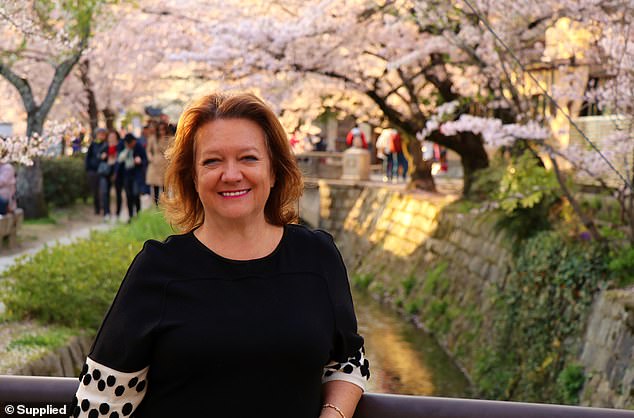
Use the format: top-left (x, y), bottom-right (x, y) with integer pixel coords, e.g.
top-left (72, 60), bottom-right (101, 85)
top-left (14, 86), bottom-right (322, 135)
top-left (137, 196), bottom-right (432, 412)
top-left (187, 224), bottom-right (287, 265)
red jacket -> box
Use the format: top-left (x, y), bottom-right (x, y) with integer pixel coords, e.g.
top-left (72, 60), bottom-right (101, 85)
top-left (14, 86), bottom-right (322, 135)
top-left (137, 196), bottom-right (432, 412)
top-left (389, 131), bottom-right (402, 153)
top-left (346, 128), bottom-right (368, 148)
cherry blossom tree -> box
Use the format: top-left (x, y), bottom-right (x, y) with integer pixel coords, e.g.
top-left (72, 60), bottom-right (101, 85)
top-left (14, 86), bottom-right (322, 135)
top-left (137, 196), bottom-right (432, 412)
top-left (53, 0), bottom-right (204, 134)
top-left (417, 0), bottom-right (633, 241)
top-left (0, 0), bottom-right (107, 217)
top-left (162, 2), bottom-right (424, 188)
top-left (163, 0), bottom-right (569, 194)
top-left (562, 0), bottom-right (634, 242)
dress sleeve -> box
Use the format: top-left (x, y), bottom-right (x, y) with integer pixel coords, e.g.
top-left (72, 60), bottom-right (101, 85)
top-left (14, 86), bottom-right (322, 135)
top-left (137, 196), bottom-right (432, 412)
top-left (315, 230), bottom-right (370, 391)
top-left (71, 241), bottom-right (164, 418)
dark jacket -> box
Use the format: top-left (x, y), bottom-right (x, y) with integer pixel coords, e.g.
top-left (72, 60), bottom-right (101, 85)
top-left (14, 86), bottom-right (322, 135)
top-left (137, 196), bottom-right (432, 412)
top-left (118, 143), bottom-right (148, 184)
top-left (85, 141), bottom-right (106, 172)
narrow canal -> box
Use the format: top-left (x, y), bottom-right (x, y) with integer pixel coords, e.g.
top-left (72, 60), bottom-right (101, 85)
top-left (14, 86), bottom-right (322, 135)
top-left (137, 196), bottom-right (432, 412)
top-left (352, 289), bottom-right (471, 397)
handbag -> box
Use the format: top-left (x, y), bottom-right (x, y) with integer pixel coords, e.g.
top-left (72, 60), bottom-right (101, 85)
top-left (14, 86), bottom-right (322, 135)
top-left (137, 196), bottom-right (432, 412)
top-left (97, 161), bottom-right (110, 176)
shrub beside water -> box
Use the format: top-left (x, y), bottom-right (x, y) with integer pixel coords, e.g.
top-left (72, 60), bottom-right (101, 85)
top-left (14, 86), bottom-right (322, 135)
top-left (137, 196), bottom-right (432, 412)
top-left (0, 210), bottom-right (174, 330)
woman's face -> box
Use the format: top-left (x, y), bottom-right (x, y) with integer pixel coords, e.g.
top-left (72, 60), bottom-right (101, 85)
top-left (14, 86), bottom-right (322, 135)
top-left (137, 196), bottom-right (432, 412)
top-left (107, 133), bottom-right (118, 146)
top-left (194, 118), bottom-right (275, 226)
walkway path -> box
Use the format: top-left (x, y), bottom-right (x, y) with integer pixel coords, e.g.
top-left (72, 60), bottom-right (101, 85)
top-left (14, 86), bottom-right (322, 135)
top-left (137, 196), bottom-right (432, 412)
top-left (0, 195), bottom-right (153, 274)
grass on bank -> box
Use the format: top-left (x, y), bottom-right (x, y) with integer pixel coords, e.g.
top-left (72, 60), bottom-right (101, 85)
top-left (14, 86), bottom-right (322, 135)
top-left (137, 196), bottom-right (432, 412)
top-left (0, 209), bottom-right (174, 330)
top-left (6, 327), bottom-right (77, 352)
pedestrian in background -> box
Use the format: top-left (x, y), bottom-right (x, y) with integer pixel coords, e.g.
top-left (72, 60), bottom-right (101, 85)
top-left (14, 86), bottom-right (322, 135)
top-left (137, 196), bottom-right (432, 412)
top-left (118, 133), bottom-right (147, 221)
top-left (71, 129), bottom-right (86, 155)
top-left (85, 128), bottom-right (107, 215)
top-left (390, 130), bottom-right (408, 182)
top-left (98, 130), bottom-right (121, 221)
top-left (376, 128), bottom-right (395, 182)
top-left (145, 121), bottom-right (170, 205)
top-left (138, 122), bottom-right (153, 196)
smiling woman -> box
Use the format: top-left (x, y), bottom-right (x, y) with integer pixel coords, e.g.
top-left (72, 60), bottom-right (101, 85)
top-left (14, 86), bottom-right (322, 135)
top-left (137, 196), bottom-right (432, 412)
top-left (71, 92), bottom-right (370, 418)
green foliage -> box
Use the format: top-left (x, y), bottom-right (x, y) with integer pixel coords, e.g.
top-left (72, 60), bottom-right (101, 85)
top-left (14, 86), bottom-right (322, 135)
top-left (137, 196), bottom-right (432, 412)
top-left (579, 193), bottom-right (622, 225)
top-left (23, 216), bottom-right (57, 225)
top-left (401, 274), bottom-right (417, 297)
top-left (464, 152), bottom-right (561, 248)
top-left (422, 262), bottom-right (448, 294)
top-left (34, 0), bottom-right (113, 43)
top-left (404, 298), bottom-right (423, 315)
top-left (496, 152), bottom-right (560, 214)
top-left (473, 230), bottom-right (607, 403)
top-left (556, 364), bottom-right (585, 405)
top-left (445, 199), bottom-right (480, 214)
top-left (396, 262), bottom-right (453, 334)
top-left (473, 348), bottom-right (517, 398)
top-left (1, 209), bottom-right (173, 330)
top-left (7, 327), bottom-right (76, 351)
top-left (493, 203), bottom-right (554, 254)
top-left (41, 156), bottom-right (89, 208)
top-left (368, 280), bottom-right (384, 296)
top-left (469, 158), bottom-right (506, 200)
top-left (490, 153), bottom-right (562, 250)
top-left (352, 274), bottom-right (374, 290)
top-left (608, 245), bottom-right (634, 287)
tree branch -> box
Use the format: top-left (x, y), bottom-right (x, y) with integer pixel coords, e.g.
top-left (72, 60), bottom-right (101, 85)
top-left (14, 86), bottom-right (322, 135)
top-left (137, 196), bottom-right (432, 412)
top-left (397, 68), bottom-right (426, 122)
top-left (0, 62), bottom-right (36, 112)
top-left (548, 152), bottom-right (603, 242)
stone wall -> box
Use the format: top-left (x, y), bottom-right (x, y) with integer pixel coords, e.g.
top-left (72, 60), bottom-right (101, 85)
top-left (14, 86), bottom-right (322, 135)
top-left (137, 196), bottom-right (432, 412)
top-left (7, 335), bottom-right (92, 377)
top-left (580, 290), bottom-right (634, 408)
top-left (312, 180), bottom-right (634, 408)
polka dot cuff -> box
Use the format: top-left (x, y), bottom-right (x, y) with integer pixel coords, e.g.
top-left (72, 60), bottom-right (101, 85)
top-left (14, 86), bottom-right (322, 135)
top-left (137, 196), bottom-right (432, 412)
top-left (322, 347), bottom-right (370, 391)
top-left (72, 357), bottom-right (148, 418)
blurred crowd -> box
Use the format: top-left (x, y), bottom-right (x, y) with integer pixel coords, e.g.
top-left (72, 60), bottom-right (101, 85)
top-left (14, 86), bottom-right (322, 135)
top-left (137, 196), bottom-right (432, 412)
top-left (79, 117), bottom-right (174, 223)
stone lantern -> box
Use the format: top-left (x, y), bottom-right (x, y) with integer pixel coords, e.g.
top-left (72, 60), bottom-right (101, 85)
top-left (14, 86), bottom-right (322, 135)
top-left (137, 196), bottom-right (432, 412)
top-left (341, 146), bottom-right (370, 181)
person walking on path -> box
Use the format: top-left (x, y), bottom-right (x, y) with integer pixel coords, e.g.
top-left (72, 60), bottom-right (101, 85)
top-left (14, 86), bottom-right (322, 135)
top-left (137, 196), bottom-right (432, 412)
top-left (390, 130), bottom-right (408, 182)
top-left (138, 122), bottom-right (154, 196)
top-left (145, 121), bottom-right (170, 205)
top-left (118, 133), bottom-right (147, 221)
top-left (376, 128), bottom-right (395, 182)
top-left (85, 128), bottom-right (107, 215)
top-left (98, 131), bottom-right (121, 222)
top-left (71, 129), bottom-right (86, 155)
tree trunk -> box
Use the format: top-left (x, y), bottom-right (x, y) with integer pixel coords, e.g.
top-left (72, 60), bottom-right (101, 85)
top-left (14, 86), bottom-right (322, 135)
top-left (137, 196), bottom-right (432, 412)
top-left (1, 50), bottom-right (85, 219)
top-left (103, 107), bottom-right (115, 131)
top-left (403, 133), bottom-right (436, 192)
top-left (16, 114), bottom-right (48, 218)
top-left (427, 130), bottom-right (489, 196)
top-left (16, 158), bottom-right (47, 219)
top-left (79, 59), bottom-right (99, 137)
top-left (454, 132), bottom-right (489, 196)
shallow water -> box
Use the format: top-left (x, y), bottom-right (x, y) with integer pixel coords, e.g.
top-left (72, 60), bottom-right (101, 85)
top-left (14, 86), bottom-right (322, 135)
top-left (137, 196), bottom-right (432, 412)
top-left (353, 290), bottom-right (471, 397)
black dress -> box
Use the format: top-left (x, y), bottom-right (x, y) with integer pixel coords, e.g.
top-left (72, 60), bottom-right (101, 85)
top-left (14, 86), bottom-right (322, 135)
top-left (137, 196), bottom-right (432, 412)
top-left (72, 224), bottom-right (369, 418)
